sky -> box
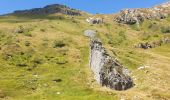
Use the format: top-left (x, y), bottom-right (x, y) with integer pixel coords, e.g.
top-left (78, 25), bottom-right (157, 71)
top-left (0, 0), bottom-right (168, 15)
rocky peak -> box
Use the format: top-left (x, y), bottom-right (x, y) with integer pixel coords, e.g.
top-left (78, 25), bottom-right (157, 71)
top-left (12, 4), bottom-right (81, 16)
top-left (115, 1), bottom-right (170, 24)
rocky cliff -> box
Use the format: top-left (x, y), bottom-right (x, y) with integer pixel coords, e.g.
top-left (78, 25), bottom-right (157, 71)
top-left (115, 1), bottom-right (170, 24)
top-left (90, 38), bottom-right (133, 90)
top-left (12, 4), bottom-right (81, 16)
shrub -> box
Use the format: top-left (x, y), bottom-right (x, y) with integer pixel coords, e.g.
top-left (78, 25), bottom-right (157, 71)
top-left (5, 50), bottom-right (35, 67)
top-left (9, 54), bottom-right (29, 67)
top-left (40, 29), bottom-right (46, 32)
top-left (142, 35), bottom-right (151, 40)
top-left (148, 23), bottom-right (160, 32)
top-left (16, 25), bottom-right (33, 37)
top-left (16, 25), bottom-right (24, 33)
top-left (0, 31), bottom-right (6, 41)
top-left (23, 31), bottom-right (32, 37)
top-left (50, 56), bottom-right (68, 65)
top-left (130, 24), bottom-right (140, 31)
top-left (161, 26), bottom-right (170, 33)
top-left (32, 57), bottom-right (43, 64)
top-left (53, 40), bottom-right (66, 48)
top-left (25, 41), bottom-right (31, 46)
top-left (107, 31), bottom-right (126, 46)
top-left (56, 57), bottom-right (68, 64)
top-left (23, 78), bottom-right (38, 90)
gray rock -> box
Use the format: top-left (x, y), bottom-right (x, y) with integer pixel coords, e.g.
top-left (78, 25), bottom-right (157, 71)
top-left (115, 1), bottom-right (170, 24)
top-left (90, 38), bottom-right (133, 90)
top-left (86, 17), bottom-right (103, 24)
top-left (84, 30), bottom-right (96, 38)
top-left (134, 37), bottom-right (170, 49)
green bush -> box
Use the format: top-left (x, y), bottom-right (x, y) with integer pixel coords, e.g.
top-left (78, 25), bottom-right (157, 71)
top-left (23, 31), bottom-right (32, 37)
top-left (40, 28), bottom-right (46, 32)
top-left (56, 57), bottom-right (68, 64)
top-left (148, 22), bottom-right (160, 32)
top-left (142, 35), bottom-right (151, 40)
top-left (22, 78), bottom-right (38, 90)
top-left (50, 56), bottom-right (68, 65)
top-left (7, 53), bottom-right (31, 67)
top-left (161, 26), bottom-right (170, 33)
top-left (107, 31), bottom-right (126, 46)
top-left (16, 25), bottom-right (33, 37)
top-left (25, 41), bottom-right (31, 46)
top-left (53, 40), bottom-right (66, 48)
top-left (130, 24), bottom-right (140, 31)
top-left (32, 57), bottom-right (43, 64)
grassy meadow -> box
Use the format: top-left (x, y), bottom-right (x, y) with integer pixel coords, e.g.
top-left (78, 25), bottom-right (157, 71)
top-left (0, 14), bottom-right (169, 100)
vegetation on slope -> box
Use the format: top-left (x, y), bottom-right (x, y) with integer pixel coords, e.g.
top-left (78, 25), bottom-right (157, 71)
top-left (0, 13), bottom-right (169, 100)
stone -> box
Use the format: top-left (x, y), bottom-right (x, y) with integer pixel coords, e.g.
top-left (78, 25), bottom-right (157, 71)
top-left (134, 37), bottom-right (170, 49)
top-left (90, 38), bottom-right (133, 90)
top-left (43, 83), bottom-right (48, 87)
top-left (56, 92), bottom-right (61, 95)
top-left (84, 30), bottom-right (96, 38)
top-left (115, 1), bottom-right (170, 24)
top-left (86, 17), bottom-right (103, 24)
top-left (138, 66), bottom-right (150, 70)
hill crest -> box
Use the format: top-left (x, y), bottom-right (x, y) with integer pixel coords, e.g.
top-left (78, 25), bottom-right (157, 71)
top-left (11, 4), bottom-right (81, 16)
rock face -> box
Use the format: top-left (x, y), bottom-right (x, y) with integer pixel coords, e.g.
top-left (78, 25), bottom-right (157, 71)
top-left (13, 4), bottom-right (81, 16)
top-left (115, 1), bottom-right (170, 24)
top-left (86, 17), bottom-right (103, 24)
top-left (90, 38), bottom-right (133, 90)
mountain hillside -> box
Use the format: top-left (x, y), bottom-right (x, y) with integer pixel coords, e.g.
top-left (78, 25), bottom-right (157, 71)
top-left (0, 2), bottom-right (170, 100)
top-left (10, 4), bottom-right (81, 16)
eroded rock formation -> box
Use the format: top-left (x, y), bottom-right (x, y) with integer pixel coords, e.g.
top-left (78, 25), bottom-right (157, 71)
top-left (115, 1), bottom-right (170, 24)
top-left (90, 38), bottom-right (133, 90)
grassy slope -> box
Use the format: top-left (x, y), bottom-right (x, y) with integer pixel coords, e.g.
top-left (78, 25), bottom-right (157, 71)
top-left (0, 14), bottom-right (169, 100)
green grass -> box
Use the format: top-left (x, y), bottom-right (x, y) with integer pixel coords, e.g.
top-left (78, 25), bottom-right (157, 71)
top-left (0, 14), bottom-right (170, 100)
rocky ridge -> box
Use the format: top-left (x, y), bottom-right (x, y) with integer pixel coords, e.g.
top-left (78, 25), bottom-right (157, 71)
top-left (115, 1), bottom-right (170, 24)
top-left (84, 29), bottom-right (134, 91)
top-left (12, 4), bottom-right (81, 16)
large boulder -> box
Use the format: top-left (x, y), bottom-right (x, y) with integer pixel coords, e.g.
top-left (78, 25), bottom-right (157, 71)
top-left (90, 39), bottom-right (133, 90)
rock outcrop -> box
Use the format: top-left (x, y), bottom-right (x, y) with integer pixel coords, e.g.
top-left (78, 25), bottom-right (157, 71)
top-left (84, 30), bottom-right (96, 38)
top-left (86, 17), bottom-right (103, 24)
top-left (115, 1), bottom-right (170, 24)
top-left (90, 38), bottom-right (133, 90)
top-left (12, 4), bottom-right (81, 16)
top-left (134, 37), bottom-right (170, 49)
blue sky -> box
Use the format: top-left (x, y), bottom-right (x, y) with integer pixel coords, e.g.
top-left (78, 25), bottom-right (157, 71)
top-left (0, 0), bottom-right (168, 15)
